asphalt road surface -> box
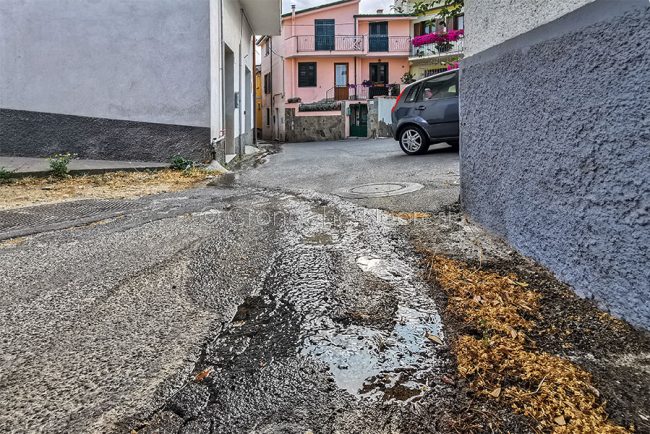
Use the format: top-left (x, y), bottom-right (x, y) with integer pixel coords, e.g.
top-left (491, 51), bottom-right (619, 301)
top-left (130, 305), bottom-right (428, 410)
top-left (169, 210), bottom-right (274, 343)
top-left (0, 138), bottom-right (460, 433)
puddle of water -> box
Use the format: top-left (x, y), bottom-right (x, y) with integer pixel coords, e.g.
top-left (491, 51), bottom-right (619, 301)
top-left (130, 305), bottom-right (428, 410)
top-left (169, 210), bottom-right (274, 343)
top-left (302, 232), bottom-right (334, 245)
top-left (303, 301), bottom-right (442, 400)
top-left (277, 197), bottom-right (445, 402)
top-left (356, 256), bottom-right (404, 280)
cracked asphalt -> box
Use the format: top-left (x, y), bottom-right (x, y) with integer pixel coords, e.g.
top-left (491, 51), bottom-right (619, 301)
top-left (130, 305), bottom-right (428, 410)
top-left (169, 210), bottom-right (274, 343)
top-left (0, 139), bottom-right (460, 433)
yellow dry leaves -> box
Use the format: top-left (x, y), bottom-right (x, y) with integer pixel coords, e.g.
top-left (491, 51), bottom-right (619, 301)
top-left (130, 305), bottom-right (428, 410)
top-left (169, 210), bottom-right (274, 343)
top-left (426, 254), bottom-right (629, 434)
top-left (430, 255), bottom-right (540, 336)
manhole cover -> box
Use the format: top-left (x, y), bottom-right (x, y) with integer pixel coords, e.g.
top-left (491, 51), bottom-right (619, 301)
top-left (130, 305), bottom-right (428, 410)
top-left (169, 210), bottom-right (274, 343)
top-left (333, 182), bottom-right (424, 198)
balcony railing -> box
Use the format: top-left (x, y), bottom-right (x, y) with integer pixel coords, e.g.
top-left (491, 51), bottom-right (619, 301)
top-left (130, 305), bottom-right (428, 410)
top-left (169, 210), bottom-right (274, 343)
top-left (325, 84), bottom-right (401, 101)
top-left (296, 35), bottom-right (364, 52)
top-left (368, 36), bottom-right (411, 52)
top-left (410, 38), bottom-right (464, 58)
top-left (293, 35), bottom-right (411, 53)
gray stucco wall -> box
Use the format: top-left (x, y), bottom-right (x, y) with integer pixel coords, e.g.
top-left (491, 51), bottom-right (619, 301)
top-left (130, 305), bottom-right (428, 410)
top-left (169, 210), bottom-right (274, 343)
top-left (463, 0), bottom-right (594, 56)
top-left (0, 0), bottom-right (210, 127)
top-left (0, 109), bottom-right (212, 163)
top-left (460, 4), bottom-right (650, 328)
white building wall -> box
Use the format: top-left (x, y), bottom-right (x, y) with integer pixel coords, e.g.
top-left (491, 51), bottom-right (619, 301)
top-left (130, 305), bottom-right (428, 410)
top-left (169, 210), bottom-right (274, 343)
top-left (212, 0), bottom-right (256, 156)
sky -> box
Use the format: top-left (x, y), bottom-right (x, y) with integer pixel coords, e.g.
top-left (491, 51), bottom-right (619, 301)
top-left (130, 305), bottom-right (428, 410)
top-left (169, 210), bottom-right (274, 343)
top-left (282, 0), bottom-right (394, 14)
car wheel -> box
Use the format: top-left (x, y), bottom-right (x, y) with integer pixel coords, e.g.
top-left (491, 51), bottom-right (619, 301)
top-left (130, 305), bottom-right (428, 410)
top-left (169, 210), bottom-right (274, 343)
top-left (399, 126), bottom-right (429, 155)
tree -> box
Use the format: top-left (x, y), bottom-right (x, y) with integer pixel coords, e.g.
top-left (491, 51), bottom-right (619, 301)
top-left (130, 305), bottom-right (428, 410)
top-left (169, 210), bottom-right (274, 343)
top-left (391, 0), bottom-right (464, 21)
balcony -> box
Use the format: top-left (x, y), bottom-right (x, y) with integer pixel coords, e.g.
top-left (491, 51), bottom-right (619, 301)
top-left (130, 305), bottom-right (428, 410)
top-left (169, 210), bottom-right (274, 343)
top-left (325, 84), bottom-right (401, 101)
top-left (289, 35), bottom-right (411, 55)
top-left (368, 36), bottom-right (411, 53)
top-left (409, 38), bottom-right (464, 60)
top-left (296, 35), bottom-right (364, 52)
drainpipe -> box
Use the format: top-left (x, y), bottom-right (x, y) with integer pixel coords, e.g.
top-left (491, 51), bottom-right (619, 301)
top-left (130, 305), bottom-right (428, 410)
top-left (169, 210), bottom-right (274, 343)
top-left (219, 0), bottom-right (225, 158)
top-left (253, 37), bottom-right (257, 145)
top-left (354, 15), bottom-right (359, 99)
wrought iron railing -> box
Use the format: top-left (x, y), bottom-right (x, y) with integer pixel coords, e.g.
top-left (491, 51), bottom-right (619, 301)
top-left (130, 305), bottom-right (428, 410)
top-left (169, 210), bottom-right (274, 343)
top-left (410, 38), bottom-right (464, 58)
top-left (293, 35), bottom-right (411, 53)
top-left (368, 36), bottom-right (411, 52)
top-left (296, 35), bottom-right (364, 52)
top-left (325, 85), bottom-right (400, 101)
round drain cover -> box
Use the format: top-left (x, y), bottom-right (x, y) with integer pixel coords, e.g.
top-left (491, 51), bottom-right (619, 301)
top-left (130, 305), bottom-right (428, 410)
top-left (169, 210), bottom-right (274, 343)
top-left (333, 182), bottom-right (424, 198)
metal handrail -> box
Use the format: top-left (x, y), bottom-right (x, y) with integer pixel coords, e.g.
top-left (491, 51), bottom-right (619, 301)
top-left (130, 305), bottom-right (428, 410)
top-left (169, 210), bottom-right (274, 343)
top-left (368, 35), bottom-right (411, 52)
top-left (410, 38), bottom-right (464, 58)
top-left (296, 35), bottom-right (364, 52)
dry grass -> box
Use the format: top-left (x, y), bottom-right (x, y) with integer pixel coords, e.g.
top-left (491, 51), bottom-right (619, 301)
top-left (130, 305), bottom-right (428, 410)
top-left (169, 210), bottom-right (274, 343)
top-left (426, 254), bottom-right (629, 434)
top-left (0, 237), bottom-right (26, 249)
top-left (0, 169), bottom-right (213, 210)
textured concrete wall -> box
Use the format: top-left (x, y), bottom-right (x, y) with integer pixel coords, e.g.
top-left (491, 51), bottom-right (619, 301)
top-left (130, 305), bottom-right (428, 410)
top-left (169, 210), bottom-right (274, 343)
top-left (0, 0), bottom-right (210, 127)
top-left (0, 109), bottom-right (212, 163)
top-left (284, 109), bottom-right (345, 143)
top-left (460, 4), bottom-right (650, 328)
top-left (464, 0), bottom-right (594, 56)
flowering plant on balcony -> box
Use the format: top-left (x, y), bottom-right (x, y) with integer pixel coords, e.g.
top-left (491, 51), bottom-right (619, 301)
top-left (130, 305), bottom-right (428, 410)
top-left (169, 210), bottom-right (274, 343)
top-left (446, 61), bottom-right (459, 71)
top-left (361, 79), bottom-right (373, 87)
top-left (412, 29), bottom-right (464, 47)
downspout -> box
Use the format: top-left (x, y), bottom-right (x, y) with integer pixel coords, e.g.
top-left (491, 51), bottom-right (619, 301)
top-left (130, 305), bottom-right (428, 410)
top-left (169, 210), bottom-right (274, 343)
top-left (253, 37), bottom-right (257, 145)
top-left (270, 37), bottom-right (274, 140)
top-left (239, 8), bottom-right (244, 155)
top-left (354, 15), bottom-right (358, 99)
top-left (219, 0), bottom-right (225, 157)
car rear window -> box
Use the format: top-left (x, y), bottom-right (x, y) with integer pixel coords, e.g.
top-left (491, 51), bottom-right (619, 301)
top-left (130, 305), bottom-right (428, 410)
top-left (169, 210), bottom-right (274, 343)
top-left (405, 84), bottom-right (420, 103)
top-left (416, 72), bottom-right (458, 102)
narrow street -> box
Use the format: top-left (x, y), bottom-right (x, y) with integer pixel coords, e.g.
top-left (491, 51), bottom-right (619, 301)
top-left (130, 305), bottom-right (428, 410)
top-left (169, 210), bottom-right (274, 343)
top-left (0, 140), bottom-right (462, 433)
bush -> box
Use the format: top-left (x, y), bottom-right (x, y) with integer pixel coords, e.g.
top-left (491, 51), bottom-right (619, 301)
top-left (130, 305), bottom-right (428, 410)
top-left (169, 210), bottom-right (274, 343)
top-left (0, 167), bottom-right (15, 183)
top-left (48, 153), bottom-right (77, 178)
top-left (170, 155), bottom-right (195, 171)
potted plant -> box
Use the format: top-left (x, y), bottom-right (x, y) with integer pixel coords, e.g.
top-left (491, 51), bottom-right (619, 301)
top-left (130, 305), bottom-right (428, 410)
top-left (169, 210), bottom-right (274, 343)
top-left (401, 72), bottom-right (415, 84)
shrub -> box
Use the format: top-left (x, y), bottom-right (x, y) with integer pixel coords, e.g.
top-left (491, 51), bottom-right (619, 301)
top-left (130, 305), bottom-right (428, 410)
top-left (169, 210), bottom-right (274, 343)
top-left (0, 167), bottom-right (15, 183)
top-left (49, 153), bottom-right (77, 178)
top-left (170, 155), bottom-right (195, 171)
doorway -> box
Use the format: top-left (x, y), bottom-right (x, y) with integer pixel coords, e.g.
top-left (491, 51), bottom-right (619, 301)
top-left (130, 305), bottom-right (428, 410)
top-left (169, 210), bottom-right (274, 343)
top-left (334, 63), bottom-right (349, 100)
top-left (349, 104), bottom-right (368, 137)
top-left (224, 45), bottom-right (235, 155)
top-left (245, 67), bottom-right (252, 145)
top-left (369, 62), bottom-right (389, 98)
top-left (369, 22), bottom-right (388, 52)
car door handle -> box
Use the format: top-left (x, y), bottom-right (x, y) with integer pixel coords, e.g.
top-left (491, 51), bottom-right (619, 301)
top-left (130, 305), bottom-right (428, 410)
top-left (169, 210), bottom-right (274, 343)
top-left (416, 106), bottom-right (426, 110)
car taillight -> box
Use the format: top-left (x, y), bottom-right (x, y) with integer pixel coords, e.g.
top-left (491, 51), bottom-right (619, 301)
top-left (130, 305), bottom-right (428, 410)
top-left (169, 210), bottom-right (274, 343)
top-left (392, 87), bottom-right (406, 113)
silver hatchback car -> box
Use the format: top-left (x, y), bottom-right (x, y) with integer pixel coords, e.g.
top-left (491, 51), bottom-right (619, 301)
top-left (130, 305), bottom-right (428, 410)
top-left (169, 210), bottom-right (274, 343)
top-left (391, 70), bottom-right (459, 155)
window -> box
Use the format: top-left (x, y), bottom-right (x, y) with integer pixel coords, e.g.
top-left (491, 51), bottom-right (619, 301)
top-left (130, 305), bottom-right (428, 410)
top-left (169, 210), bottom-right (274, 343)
top-left (405, 84), bottom-right (420, 103)
top-left (453, 14), bottom-right (464, 31)
top-left (264, 42), bottom-right (270, 56)
top-left (369, 62), bottom-right (388, 84)
top-left (298, 62), bottom-right (317, 87)
top-left (417, 72), bottom-right (458, 102)
top-left (264, 73), bottom-right (271, 94)
top-left (266, 108), bottom-right (270, 126)
top-left (315, 19), bottom-right (335, 50)
top-left (369, 22), bottom-right (388, 52)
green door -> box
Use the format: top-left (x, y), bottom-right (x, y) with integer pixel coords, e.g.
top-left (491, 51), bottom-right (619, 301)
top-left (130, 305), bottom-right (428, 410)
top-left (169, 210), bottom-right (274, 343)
top-left (350, 104), bottom-right (368, 137)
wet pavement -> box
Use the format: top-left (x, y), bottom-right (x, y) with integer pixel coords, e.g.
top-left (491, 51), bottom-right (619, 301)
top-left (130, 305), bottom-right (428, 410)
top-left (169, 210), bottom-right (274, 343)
top-left (0, 138), bottom-right (460, 432)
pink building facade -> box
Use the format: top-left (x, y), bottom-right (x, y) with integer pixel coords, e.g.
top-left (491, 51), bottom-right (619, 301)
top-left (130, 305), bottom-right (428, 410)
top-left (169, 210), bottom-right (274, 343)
top-left (259, 0), bottom-right (411, 141)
